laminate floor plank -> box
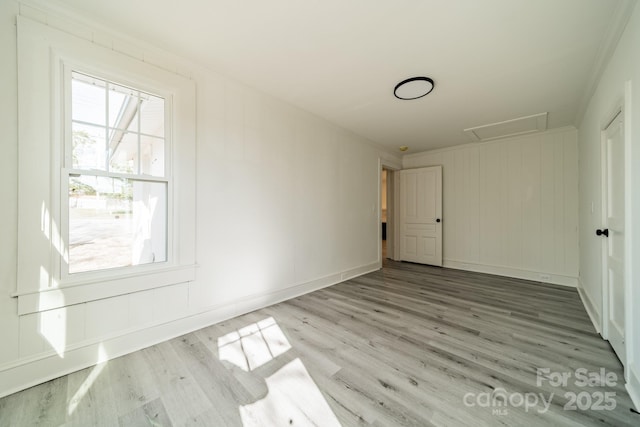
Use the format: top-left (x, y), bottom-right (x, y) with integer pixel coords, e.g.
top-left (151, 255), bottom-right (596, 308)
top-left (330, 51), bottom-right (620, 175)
top-left (1, 260), bottom-right (639, 426)
top-left (0, 376), bottom-right (67, 427)
top-left (169, 335), bottom-right (248, 426)
top-left (140, 341), bottom-right (214, 426)
top-left (64, 362), bottom-right (120, 427)
top-left (106, 350), bottom-right (160, 418)
top-left (118, 398), bottom-right (172, 427)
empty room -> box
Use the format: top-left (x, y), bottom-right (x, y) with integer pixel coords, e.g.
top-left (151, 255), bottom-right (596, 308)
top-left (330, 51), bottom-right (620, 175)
top-left (1, 0), bottom-right (640, 425)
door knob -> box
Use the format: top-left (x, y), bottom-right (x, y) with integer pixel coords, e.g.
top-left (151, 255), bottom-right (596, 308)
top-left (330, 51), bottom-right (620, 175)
top-left (436, 218), bottom-right (441, 223)
top-left (596, 229), bottom-right (609, 237)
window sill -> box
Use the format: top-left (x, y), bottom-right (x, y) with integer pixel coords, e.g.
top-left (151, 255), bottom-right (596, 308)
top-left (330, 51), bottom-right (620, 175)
top-left (13, 264), bottom-right (197, 315)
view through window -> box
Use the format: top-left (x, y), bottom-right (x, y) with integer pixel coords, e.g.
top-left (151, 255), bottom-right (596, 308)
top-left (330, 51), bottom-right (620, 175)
top-left (68, 72), bottom-right (168, 274)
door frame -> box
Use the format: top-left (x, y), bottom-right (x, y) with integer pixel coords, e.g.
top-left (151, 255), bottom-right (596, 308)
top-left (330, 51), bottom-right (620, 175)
top-left (599, 107), bottom-right (621, 341)
top-left (623, 81), bottom-right (633, 382)
top-left (599, 81), bottom-right (633, 373)
top-left (379, 159), bottom-right (401, 264)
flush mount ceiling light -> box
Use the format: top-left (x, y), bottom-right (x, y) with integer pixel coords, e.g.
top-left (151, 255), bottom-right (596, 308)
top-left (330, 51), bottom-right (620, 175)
top-left (394, 76), bottom-right (434, 100)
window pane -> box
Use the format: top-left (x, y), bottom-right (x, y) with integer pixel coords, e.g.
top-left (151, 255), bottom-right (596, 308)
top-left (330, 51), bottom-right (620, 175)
top-left (140, 94), bottom-right (164, 137)
top-left (109, 132), bottom-right (138, 174)
top-left (71, 123), bottom-right (106, 170)
top-left (109, 84), bottom-right (139, 132)
top-left (68, 176), bottom-right (167, 274)
top-left (71, 73), bottom-right (106, 126)
top-left (140, 135), bottom-right (165, 176)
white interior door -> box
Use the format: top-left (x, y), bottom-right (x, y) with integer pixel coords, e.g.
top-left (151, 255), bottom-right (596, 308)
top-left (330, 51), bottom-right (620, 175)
top-left (399, 166), bottom-right (442, 266)
top-left (602, 111), bottom-right (625, 364)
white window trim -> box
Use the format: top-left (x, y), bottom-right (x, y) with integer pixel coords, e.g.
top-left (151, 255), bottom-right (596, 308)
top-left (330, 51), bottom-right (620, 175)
top-left (15, 17), bottom-right (197, 315)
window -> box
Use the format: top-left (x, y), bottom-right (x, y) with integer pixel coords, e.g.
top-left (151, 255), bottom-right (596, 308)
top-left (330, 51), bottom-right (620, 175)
top-left (16, 17), bottom-right (196, 314)
top-left (65, 72), bottom-right (169, 275)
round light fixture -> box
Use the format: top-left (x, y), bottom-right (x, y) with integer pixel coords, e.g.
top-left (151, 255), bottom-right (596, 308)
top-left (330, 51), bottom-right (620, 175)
top-left (394, 76), bottom-right (434, 100)
top-left (399, 146), bottom-right (409, 152)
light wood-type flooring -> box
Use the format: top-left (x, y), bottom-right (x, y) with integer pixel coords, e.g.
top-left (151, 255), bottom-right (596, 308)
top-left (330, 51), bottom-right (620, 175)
top-left (1, 260), bottom-right (639, 426)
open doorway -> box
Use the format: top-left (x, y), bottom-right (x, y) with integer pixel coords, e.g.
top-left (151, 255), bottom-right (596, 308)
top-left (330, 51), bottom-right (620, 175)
top-left (381, 167), bottom-right (396, 262)
top-left (382, 169), bottom-right (388, 259)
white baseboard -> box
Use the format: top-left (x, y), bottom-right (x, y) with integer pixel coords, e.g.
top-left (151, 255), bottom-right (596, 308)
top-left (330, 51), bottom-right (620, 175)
top-left (0, 261), bottom-right (379, 399)
top-left (627, 367), bottom-right (640, 412)
top-left (443, 259), bottom-right (578, 287)
top-left (230, 262), bottom-right (379, 319)
top-left (577, 279), bottom-right (602, 334)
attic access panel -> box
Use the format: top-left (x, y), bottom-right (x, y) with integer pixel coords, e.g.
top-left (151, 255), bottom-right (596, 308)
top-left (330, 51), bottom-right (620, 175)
top-left (464, 112), bottom-right (548, 142)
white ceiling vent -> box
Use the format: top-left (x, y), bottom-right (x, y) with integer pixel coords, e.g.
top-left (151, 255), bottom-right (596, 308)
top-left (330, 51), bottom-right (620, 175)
top-left (464, 112), bottom-right (548, 142)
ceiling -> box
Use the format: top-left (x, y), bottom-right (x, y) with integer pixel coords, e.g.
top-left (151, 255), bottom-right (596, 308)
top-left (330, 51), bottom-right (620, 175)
top-left (43, 0), bottom-right (629, 153)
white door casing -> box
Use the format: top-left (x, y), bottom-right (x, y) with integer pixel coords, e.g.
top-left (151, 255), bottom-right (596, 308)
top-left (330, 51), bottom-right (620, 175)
top-left (399, 166), bottom-right (442, 266)
top-left (601, 111), bottom-right (625, 365)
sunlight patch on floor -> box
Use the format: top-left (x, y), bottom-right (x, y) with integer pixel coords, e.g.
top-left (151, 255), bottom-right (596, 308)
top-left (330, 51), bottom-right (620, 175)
top-left (218, 317), bottom-right (291, 371)
top-left (239, 357), bottom-right (341, 427)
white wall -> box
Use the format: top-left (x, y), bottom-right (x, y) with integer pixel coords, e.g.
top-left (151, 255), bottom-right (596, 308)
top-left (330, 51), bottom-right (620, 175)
top-left (0, 3), bottom-right (400, 397)
top-left (403, 128), bottom-right (579, 286)
top-left (577, 3), bottom-right (640, 410)
top-left (192, 75), bottom-right (391, 308)
top-left (0, 0), bottom-right (20, 376)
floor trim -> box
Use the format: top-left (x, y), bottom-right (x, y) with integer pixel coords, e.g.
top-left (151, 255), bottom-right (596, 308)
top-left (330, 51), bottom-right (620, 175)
top-left (577, 279), bottom-right (602, 334)
top-left (628, 367), bottom-right (640, 411)
top-left (444, 259), bottom-right (578, 287)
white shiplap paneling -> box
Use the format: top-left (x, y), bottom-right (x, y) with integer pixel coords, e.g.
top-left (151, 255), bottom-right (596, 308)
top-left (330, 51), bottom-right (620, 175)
top-left (403, 128), bottom-right (579, 285)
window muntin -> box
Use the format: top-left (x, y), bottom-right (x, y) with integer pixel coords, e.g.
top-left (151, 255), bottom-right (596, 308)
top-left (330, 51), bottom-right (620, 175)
top-left (70, 71), bottom-right (166, 177)
top-left (66, 71), bottom-right (169, 275)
